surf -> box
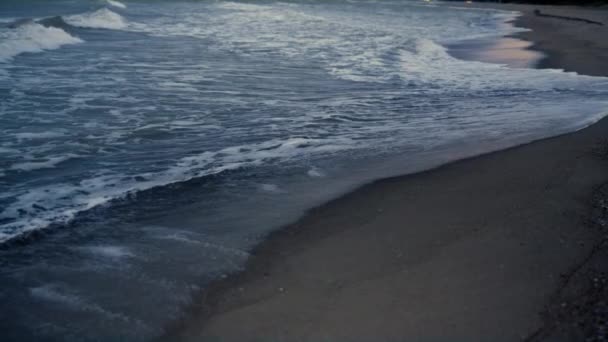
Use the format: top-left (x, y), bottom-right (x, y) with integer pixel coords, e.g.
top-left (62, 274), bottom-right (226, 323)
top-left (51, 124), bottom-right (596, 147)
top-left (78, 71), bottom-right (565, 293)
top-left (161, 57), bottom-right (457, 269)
top-left (0, 6), bottom-right (127, 62)
top-left (63, 8), bottom-right (128, 30)
top-left (0, 21), bottom-right (82, 61)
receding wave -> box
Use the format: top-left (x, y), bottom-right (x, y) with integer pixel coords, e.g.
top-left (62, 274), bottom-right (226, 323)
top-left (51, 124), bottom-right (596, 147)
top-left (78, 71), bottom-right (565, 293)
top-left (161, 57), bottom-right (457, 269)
top-left (0, 137), bottom-right (354, 243)
top-left (64, 8), bottom-right (127, 30)
top-left (0, 22), bottom-right (82, 62)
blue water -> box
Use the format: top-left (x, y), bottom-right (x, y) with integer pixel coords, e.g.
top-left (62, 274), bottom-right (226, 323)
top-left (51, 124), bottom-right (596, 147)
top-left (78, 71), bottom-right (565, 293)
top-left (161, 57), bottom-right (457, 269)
top-left (1, 0), bottom-right (607, 340)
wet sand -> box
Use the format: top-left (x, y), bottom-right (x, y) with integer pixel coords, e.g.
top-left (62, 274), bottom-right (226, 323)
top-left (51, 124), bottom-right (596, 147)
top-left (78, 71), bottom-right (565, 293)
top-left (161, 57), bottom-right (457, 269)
top-left (482, 3), bottom-right (608, 76)
top-left (166, 5), bottom-right (608, 342)
top-left (448, 36), bottom-right (544, 69)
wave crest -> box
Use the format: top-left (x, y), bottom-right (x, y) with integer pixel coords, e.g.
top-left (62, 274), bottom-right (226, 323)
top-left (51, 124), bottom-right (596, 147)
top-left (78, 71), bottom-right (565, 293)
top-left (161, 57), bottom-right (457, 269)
top-left (0, 22), bottom-right (82, 62)
top-left (64, 8), bottom-right (127, 30)
top-left (106, 0), bottom-right (127, 9)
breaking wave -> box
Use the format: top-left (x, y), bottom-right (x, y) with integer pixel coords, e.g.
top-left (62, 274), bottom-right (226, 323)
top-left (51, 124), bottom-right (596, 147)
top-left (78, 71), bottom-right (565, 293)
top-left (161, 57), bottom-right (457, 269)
top-left (0, 7), bottom-right (127, 62)
top-left (0, 22), bottom-right (82, 62)
top-left (64, 8), bottom-right (127, 30)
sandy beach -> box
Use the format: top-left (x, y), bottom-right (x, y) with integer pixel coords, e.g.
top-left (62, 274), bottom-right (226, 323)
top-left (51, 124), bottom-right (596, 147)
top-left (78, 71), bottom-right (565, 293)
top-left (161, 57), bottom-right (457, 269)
top-left (166, 4), bottom-right (608, 342)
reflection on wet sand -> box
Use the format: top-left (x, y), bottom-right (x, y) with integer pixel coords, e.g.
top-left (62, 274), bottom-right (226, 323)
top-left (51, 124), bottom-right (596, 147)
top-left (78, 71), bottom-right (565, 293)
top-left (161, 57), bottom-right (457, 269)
top-left (449, 37), bottom-right (544, 68)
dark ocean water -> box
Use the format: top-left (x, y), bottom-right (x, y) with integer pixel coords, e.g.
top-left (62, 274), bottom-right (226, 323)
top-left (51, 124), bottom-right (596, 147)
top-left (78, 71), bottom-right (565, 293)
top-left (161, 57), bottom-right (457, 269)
top-left (1, 0), bottom-right (607, 340)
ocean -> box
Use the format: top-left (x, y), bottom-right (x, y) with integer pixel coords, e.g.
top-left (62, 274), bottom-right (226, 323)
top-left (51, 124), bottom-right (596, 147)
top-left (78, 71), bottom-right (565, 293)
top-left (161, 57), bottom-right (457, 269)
top-left (1, 0), bottom-right (607, 340)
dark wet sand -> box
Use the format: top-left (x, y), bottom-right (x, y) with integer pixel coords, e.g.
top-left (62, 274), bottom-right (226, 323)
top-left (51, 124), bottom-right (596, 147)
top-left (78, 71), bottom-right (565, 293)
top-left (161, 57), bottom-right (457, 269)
top-left (166, 5), bottom-right (608, 342)
top-left (493, 3), bottom-right (608, 76)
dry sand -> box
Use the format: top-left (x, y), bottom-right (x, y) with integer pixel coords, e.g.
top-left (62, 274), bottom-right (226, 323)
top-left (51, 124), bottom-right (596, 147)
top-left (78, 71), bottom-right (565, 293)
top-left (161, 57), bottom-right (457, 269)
top-left (165, 4), bottom-right (608, 342)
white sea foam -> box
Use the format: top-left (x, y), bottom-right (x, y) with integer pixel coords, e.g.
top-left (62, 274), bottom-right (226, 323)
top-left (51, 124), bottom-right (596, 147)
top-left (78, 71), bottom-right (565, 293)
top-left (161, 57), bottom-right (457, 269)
top-left (259, 183), bottom-right (285, 194)
top-left (0, 136), bottom-right (356, 243)
top-left (397, 38), bottom-right (602, 90)
top-left (30, 284), bottom-right (143, 325)
top-left (14, 131), bottom-right (66, 140)
top-left (0, 23), bottom-right (82, 62)
top-left (155, 232), bottom-right (201, 245)
top-left (129, 1), bottom-right (526, 84)
top-left (64, 8), bottom-right (127, 30)
top-left (307, 167), bottom-right (325, 178)
top-left (79, 245), bottom-right (134, 259)
top-left (31, 285), bottom-right (86, 308)
top-left (10, 155), bottom-right (75, 171)
top-left (216, 2), bottom-right (268, 12)
top-left (106, 0), bottom-right (127, 9)
top-left (148, 228), bottom-right (250, 257)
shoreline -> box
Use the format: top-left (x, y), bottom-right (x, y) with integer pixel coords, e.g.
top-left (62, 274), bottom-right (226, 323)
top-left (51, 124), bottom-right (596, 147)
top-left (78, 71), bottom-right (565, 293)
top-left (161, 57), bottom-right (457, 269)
top-left (165, 4), bottom-right (608, 341)
top-left (514, 5), bottom-right (608, 76)
top-left (477, 2), bottom-right (608, 76)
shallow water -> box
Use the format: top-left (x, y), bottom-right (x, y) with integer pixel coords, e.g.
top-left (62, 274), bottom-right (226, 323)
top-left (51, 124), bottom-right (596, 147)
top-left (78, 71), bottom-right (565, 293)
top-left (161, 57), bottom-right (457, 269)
top-left (1, 0), bottom-right (608, 340)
